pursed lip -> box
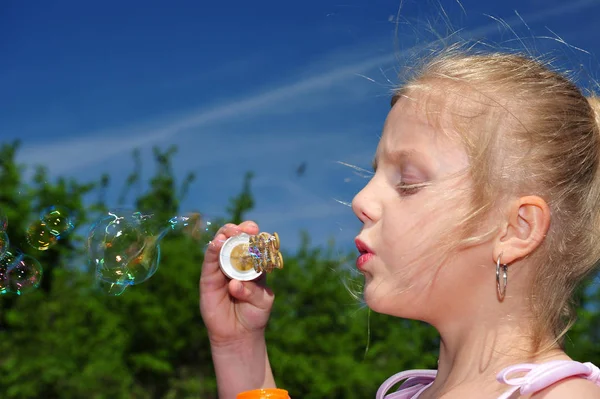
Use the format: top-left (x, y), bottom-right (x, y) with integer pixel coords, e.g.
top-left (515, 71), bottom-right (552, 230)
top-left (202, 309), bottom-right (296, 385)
top-left (355, 238), bottom-right (374, 255)
top-left (355, 238), bottom-right (375, 270)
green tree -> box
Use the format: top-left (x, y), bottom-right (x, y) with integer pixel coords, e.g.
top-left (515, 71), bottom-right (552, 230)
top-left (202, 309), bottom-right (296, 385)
top-left (565, 277), bottom-right (600, 362)
top-left (0, 141), bottom-right (130, 399)
top-left (0, 140), bottom-right (598, 399)
top-left (0, 143), bottom-right (256, 399)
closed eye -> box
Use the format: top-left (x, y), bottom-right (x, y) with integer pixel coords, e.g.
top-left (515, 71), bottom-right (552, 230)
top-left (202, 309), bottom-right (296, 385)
top-left (396, 181), bottom-right (428, 196)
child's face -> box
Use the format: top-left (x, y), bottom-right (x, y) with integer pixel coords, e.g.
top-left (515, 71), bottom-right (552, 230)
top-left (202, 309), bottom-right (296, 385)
top-left (352, 95), bottom-right (484, 319)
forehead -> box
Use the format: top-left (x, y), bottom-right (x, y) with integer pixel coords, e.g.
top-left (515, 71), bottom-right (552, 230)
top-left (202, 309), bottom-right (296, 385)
top-left (376, 95), bottom-right (469, 172)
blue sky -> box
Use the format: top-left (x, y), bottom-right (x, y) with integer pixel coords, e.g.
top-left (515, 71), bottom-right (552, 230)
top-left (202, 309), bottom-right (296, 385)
top-left (1, 0), bottom-right (600, 253)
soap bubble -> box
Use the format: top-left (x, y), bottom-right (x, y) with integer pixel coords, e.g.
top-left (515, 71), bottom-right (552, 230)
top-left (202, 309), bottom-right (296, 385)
top-left (41, 206), bottom-right (74, 238)
top-left (26, 220), bottom-right (58, 251)
top-left (25, 205), bottom-right (74, 251)
top-left (0, 250), bottom-right (44, 295)
top-left (94, 234), bottom-right (161, 287)
top-left (95, 279), bottom-right (129, 296)
top-left (0, 207), bottom-right (7, 231)
top-left (168, 212), bottom-right (213, 240)
top-left (0, 250), bottom-right (24, 295)
top-left (120, 236), bottom-right (161, 282)
top-left (88, 210), bottom-right (216, 293)
top-left (0, 231), bottom-right (9, 260)
top-left (7, 255), bottom-right (43, 295)
top-left (88, 210), bottom-right (164, 287)
top-left (0, 262), bottom-right (9, 295)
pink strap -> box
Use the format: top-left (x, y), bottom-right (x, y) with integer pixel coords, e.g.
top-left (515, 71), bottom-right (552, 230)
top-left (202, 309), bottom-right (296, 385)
top-left (377, 360), bottom-right (599, 399)
top-left (496, 360), bottom-right (600, 398)
top-left (376, 369), bottom-right (437, 399)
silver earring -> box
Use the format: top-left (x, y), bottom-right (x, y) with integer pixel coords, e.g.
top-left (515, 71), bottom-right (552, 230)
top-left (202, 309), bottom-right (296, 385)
top-left (496, 253), bottom-right (508, 301)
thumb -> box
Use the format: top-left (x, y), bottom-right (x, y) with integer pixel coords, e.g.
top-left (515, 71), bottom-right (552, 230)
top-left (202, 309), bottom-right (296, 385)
top-left (228, 279), bottom-right (274, 311)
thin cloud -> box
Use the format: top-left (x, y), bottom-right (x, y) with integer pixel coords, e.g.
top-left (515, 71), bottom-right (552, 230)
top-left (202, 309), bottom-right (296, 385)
top-left (16, 51), bottom-right (394, 175)
top-left (16, 0), bottom-right (599, 176)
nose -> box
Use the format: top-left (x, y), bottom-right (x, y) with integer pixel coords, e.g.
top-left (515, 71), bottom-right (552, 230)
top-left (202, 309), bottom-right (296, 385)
top-left (352, 180), bottom-right (381, 224)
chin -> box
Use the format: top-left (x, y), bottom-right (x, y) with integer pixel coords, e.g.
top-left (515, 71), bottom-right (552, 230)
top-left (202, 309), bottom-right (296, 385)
top-left (363, 283), bottom-right (423, 319)
top-left (362, 283), bottom-right (390, 313)
top-left (364, 296), bottom-right (397, 316)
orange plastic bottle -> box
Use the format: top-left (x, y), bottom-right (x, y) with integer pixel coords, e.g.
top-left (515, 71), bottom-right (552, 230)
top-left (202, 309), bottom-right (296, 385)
top-left (236, 388), bottom-right (290, 399)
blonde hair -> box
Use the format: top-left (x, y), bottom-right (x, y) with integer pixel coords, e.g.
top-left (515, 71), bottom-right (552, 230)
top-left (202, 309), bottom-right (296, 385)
top-left (393, 48), bottom-right (600, 351)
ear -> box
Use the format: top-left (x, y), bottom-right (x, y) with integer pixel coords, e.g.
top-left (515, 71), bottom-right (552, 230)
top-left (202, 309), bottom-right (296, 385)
top-left (493, 196), bottom-right (551, 265)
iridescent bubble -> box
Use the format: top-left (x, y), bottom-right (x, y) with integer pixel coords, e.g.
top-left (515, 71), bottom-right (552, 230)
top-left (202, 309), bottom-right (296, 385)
top-left (7, 255), bottom-right (43, 295)
top-left (94, 234), bottom-right (162, 287)
top-left (0, 231), bottom-right (9, 260)
top-left (88, 210), bottom-right (215, 293)
top-left (95, 279), bottom-right (129, 296)
top-left (118, 235), bottom-right (161, 284)
top-left (41, 205), bottom-right (74, 238)
top-left (0, 207), bottom-right (7, 231)
top-left (0, 250), bottom-right (24, 295)
top-left (88, 210), bottom-right (163, 286)
top-left (168, 212), bottom-right (213, 240)
top-left (0, 263), bottom-right (9, 295)
top-left (26, 220), bottom-right (58, 251)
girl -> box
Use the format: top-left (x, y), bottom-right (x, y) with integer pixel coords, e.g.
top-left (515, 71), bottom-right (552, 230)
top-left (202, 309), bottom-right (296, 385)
top-left (199, 47), bottom-right (600, 398)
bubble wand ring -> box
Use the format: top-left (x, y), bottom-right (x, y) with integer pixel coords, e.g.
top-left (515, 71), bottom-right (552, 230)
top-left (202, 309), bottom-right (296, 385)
top-left (219, 232), bottom-right (283, 281)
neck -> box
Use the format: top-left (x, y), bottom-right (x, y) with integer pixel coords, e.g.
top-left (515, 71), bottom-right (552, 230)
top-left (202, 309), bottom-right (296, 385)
top-left (424, 314), bottom-right (567, 397)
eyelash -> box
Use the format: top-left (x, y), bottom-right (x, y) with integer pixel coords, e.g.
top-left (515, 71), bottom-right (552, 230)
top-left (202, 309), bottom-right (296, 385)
top-left (372, 162), bottom-right (427, 196)
top-left (396, 181), bottom-right (426, 196)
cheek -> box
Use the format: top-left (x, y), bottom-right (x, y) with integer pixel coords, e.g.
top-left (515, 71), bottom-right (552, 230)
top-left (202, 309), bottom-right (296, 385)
top-left (380, 201), bottom-right (462, 278)
top-left (381, 205), bottom-right (441, 257)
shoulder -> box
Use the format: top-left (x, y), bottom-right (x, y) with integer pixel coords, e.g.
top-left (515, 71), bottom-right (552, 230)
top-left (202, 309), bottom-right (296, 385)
top-left (530, 376), bottom-right (600, 398)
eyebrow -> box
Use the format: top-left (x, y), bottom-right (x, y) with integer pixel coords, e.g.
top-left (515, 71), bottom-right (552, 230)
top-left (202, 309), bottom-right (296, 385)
top-left (372, 149), bottom-right (424, 171)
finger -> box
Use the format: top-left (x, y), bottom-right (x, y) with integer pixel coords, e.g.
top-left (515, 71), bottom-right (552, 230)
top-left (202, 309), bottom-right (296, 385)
top-left (216, 223), bottom-right (241, 239)
top-left (203, 232), bottom-right (228, 266)
top-left (204, 221), bottom-right (259, 264)
top-left (203, 230), bottom-right (228, 265)
top-left (238, 220), bottom-right (260, 235)
top-left (218, 221), bottom-right (259, 238)
top-left (253, 271), bottom-right (268, 289)
top-left (228, 279), bottom-right (274, 311)
top-left (203, 224), bottom-right (240, 266)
